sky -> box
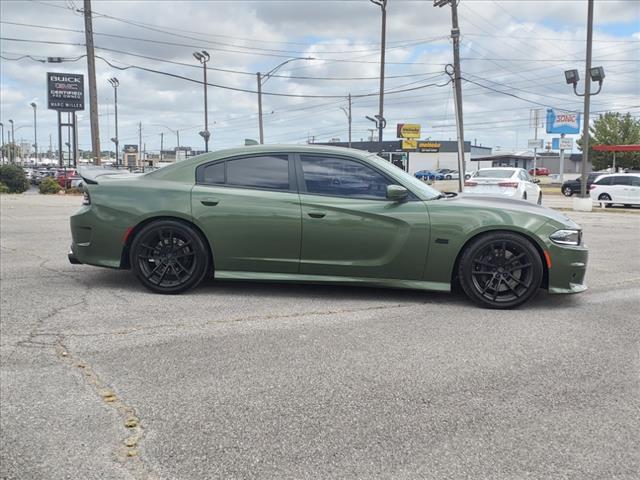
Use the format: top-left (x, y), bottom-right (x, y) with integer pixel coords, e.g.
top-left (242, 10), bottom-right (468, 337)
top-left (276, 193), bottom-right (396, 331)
top-left (1, 0), bottom-right (639, 157)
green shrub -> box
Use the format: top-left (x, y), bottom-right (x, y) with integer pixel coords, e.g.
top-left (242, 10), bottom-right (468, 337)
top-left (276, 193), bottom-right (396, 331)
top-left (65, 187), bottom-right (83, 195)
top-left (0, 182), bottom-right (9, 194)
top-left (0, 165), bottom-right (29, 193)
top-left (39, 177), bottom-right (62, 194)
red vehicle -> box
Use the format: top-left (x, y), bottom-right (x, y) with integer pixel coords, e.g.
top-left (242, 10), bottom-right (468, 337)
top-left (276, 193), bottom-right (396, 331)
top-left (529, 167), bottom-right (550, 176)
top-left (56, 169), bottom-right (78, 188)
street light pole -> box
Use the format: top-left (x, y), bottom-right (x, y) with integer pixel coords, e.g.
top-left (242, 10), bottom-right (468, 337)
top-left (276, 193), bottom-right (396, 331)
top-left (9, 119), bottom-right (15, 163)
top-left (108, 77), bottom-right (119, 165)
top-left (0, 122), bottom-right (4, 163)
top-left (340, 93), bottom-right (352, 148)
top-left (257, 57), bottom-right (313, 144)
top-left (193, 50), bottom-right (211, 152)
top-left (370, 0), bottom-right (387, 143)
top-left (30, 102), bottom-right (38, 164)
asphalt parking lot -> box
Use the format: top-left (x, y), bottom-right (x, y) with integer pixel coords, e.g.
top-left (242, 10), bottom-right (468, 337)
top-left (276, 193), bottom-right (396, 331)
top-left (1, 194), bottom-right (639, 480)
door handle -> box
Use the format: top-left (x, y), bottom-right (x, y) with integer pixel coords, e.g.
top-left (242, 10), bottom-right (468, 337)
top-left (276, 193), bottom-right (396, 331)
top-left (307, 211), bottom-right (326, 218)
top-left (200, 198), bottom-right (220, 206)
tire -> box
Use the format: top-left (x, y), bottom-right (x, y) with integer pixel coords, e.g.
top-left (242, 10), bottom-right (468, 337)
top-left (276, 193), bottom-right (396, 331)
top-left (522, 192), bottom-right (527, 201)
top-left (598, 193), bottom-right (612, 208)
top-left (130, 219), bottom-right (210, 294)
top-left (458, 232), bottom-right (543, 309)
top-left (445, 175), bottom-right (452, 180)
top-left (624, 204), bottom-right (631, 208)
top-left (537, 193), bottom-right (542, 205)
top-left (562, 186), bottom-right (573, 197)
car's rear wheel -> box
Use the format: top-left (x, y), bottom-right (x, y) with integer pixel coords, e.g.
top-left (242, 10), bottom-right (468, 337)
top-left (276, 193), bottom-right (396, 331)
top-left (522, 192), bottom-right (527, 201)
top-left (598, 193), bottom-right (612, 208)
top-left (562, 186), bottom-right (573, 196)
top-left (458, 232), bottom-right (543, 309)
top-left (130, 220), bottom-right (209, 294)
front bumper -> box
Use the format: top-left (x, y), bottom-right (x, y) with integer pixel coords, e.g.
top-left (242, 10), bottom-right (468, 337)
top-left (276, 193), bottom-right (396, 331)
top-left (546, 242), bottom-right (588, 294)
top-left (68, 248), bottom-right (82, 265)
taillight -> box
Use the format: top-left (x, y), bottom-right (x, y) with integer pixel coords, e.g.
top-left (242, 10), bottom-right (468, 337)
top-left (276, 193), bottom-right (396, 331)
top-left (464, 181), bottom-right (477, 186)
top-left (498, 182), bottom-right (519, 188)
top-left (82, 190), bottom-right (91, 205)
top-left (589, 184), bottom-right (597, 190)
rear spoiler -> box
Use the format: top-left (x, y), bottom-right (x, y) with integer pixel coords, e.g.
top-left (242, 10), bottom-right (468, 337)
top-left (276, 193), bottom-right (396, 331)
top-left (78, 168), bottom-right (134, 185)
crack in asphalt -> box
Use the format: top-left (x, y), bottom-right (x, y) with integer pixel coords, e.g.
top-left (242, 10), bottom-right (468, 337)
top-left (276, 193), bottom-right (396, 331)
top-left (35, 301), bottom-right (417, 339)
top-left (54, 338), bottom-right (160, 480)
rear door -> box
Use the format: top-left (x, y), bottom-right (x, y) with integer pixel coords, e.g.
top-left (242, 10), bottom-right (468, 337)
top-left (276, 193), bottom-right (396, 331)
top-left (629, 176), bottom-right (640, 205)
top-left (191, 153), bottom-right (302, 273)
top-left (296, 153), bottom-right (429, 280)
top-left (610, 175), bottom-right (632, 202)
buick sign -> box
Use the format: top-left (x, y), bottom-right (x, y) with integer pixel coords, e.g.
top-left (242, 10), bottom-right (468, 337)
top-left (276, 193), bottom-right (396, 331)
top-left (47, 72), bottom-right (85, 111)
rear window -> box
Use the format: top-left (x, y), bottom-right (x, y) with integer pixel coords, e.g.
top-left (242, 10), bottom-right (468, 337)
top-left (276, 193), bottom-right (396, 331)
top-left (473, 170), bottom-right (515, 179)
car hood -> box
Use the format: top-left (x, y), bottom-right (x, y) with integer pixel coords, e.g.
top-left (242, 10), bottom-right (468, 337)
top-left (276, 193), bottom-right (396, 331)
top-left (436, 193), bottom-right (581, 229)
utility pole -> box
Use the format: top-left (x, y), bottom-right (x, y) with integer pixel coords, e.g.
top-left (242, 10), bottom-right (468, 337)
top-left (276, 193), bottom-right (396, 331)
top-left (436, 0), bottom-right (466, 192)
top-left (0, 122), bottom-right (4, 163)
top-left (83, 0), bottom-right (101, 165)
top-left (257, 72), bottom-right (264, 144)
top-left (371, 0), bottom-right (387, 143)
top-left (340, 93), bottom-right (352, 148)
top-left (9, 119), bottom-right (15, 163)
top-left (193, 50), bottom-right (211, 152)
top-left (580, 0), bottom-right (594, 199)
top-left (160, 132), bottom-right (164, 162)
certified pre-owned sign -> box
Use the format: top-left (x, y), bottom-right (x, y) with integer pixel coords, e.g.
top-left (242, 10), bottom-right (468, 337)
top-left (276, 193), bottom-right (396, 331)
top-left (47, 72), bottom-right (85, 111)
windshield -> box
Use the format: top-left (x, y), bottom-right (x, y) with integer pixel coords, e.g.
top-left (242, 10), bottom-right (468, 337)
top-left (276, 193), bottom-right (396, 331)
top-left (473, 169), bottom-right (515, 179)
top-left (367, 154), bottom-right (442, 200)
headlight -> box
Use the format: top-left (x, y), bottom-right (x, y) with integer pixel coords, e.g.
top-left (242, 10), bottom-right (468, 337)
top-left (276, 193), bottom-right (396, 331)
top-left (549, 229), bottom-right (582, 246)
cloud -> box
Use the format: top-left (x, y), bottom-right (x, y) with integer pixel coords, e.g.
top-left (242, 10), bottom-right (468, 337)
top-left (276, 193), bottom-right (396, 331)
top-left (0, 0), bottom-right (638, 154)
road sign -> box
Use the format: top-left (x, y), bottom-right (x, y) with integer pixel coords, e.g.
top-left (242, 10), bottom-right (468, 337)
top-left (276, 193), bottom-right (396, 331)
top-left (396, 123), bottom-right (421, 139)
top-left (552, 137), bottom-right (573, 150)
top-left (47, 72), bottom-right (84, 111)
top-left (528, 139), bottom-right (544, 149)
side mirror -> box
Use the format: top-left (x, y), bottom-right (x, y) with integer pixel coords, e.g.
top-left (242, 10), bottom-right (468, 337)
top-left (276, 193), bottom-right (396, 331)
top-left (387, 184), bottom-right (408, 202)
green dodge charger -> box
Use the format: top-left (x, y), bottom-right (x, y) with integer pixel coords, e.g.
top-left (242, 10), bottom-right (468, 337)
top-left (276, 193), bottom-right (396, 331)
top-left (69, 145), bottom-right (588, 308)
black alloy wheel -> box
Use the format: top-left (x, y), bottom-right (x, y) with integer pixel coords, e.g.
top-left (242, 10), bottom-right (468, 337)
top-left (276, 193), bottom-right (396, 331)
top-left (598, 193), bottom-right (612, 208)
top-left (562, 186), bottom-right (573, 197)
top-left (458, 232), bottom-right (543, 309)
top-left (130, 220), bottom-right (209, 294)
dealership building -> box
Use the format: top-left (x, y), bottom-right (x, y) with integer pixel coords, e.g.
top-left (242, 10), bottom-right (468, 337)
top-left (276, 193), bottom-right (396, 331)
top-left (318, 140), bottom-right (493, 174)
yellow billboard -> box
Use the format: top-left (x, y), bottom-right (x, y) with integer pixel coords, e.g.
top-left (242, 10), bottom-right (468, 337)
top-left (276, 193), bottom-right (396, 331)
top-left (396, 123), bottom-right (421, 139)
top-left (401, 139), bottom-right (417, 150)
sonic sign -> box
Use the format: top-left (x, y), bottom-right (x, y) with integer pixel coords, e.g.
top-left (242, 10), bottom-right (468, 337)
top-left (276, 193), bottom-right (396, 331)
top-left (546, 109), bottom-right (580, 135)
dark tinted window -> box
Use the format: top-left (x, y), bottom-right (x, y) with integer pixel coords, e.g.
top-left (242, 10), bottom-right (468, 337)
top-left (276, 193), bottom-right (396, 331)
top-left (595, 176), bottom-right (612, 185)
top-left (611, 176), bottom-right (632, 186)
top-left (300, 155), bottom-right (391, 199)
top-left (631, 176), bottom-right (640, 187)
top-left (226, 155), bottom-right (290, 190)
top-left (202, 162), bottom-right (224, 184)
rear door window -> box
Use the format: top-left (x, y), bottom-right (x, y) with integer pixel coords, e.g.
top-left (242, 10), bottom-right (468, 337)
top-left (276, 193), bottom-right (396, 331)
top-left (197, 155), bottom-right (291, 191)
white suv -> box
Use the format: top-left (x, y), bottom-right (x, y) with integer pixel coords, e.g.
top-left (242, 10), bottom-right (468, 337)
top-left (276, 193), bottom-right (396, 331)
top-left (589, 173), bottom-right (640, 207)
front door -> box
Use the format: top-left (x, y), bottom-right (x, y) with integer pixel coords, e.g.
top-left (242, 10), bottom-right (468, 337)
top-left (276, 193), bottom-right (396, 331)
top-left (191, 153), bottom-right (301, 273)
top-left (296, 154), bottom-right (430, 280)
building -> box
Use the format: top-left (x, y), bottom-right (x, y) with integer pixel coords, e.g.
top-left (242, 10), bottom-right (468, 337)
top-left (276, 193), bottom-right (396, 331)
top-left (471, 150), bottom-right (591, 174)
top-left (316, 140), bottom-right (492, 174)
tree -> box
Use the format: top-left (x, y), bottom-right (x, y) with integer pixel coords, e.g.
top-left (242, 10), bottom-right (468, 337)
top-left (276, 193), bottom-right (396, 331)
top-left (0, 164), bottom-right (29, 193)
top-left (578, 112), bottom-right (640, 170)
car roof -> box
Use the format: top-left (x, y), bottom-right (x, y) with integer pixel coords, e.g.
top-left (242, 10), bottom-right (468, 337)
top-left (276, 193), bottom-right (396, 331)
top-left (595, 172), bottom-right (640, 178)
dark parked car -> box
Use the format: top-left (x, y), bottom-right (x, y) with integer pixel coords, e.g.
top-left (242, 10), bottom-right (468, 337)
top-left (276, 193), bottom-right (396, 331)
top-left (529, 167), bottom-right (550, 176)
top-left (561, 172), bottom-right (602, 196)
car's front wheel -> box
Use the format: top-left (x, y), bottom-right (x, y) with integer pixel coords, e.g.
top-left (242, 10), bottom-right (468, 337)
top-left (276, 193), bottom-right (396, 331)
top-left (130, 220), bottom-right (210, 294)
top-left (598, 193), bottom-right (612, 208)
top-left (562, 186), bottom-right (573, 196)
top-left (458, 232), bottom-right (543, 309)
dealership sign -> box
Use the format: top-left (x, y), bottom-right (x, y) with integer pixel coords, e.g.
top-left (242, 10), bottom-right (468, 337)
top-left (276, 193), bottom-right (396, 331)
top-left (47, 72), bottom-right (85, 111)
top-left (417, 141), bottom-right (441, 153)
top-left (546, 109), bottom-right (580, 134)
top-left (396, 123), bottom-right (421, 139)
